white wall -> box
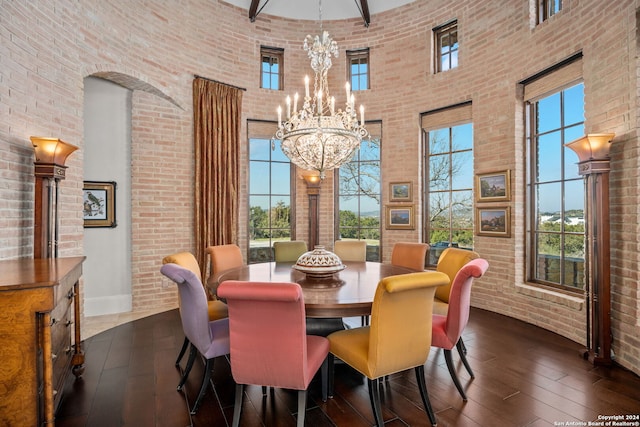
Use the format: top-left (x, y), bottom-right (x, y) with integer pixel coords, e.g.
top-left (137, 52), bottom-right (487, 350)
top-left (83, 77), bottom-right (132, 316)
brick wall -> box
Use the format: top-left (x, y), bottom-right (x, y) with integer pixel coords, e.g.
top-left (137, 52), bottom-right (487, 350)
top-left (1, 0), bottom-right (638, 373)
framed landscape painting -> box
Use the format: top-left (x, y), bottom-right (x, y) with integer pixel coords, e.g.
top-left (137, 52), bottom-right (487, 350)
top-left (476, 206), bottom-right (510, 237)
top-left (476, 170), bottom-right (511, 202)
top-left (390, 182), bottom-right (412, 202)
top-left (385, 205), bottom-right (415, 230)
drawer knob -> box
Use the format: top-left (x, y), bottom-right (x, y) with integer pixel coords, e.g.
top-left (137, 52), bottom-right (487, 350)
top-left (52, 353), bottom-right (57, 360)
top-left (67, 289), bottom-right (76, 299)
top-left (65, 320), bottom-right (73, 327)
top-left (50, 318), bottom-right (57, 326)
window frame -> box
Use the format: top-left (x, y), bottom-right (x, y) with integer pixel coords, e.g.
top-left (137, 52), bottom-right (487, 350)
top-left (260, 46), bottom-right (284, 91)
top-left (334, 120), bottom-right (382, 262)
top-left (525, 81), bottom-right (585, 293)
top-left (247, 120), bottom-right (295, 263)
top-left (346, 48), bottom-right (370, 91)
top-left (433, 20), bottom-right (458, 73)
top-left (422, 118), bottom-right (474, 267)
top-left (537, 0), bottom-right (562, 24)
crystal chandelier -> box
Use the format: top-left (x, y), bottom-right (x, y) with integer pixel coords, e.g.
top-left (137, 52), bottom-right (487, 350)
top-left (275, 30), bottom-right (368, 180)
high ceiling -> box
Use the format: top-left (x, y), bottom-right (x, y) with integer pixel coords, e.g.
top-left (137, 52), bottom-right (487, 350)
top-left (223, 0), bottom-right (417, 26)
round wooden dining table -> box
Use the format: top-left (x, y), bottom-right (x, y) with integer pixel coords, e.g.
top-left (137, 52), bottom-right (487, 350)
top-left (207, 261), bottom-right (417, 318)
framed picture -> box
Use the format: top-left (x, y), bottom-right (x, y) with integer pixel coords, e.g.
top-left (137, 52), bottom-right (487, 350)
top-left (476, 170), bottom-right (511, 202)
top-left (476, 206), bottom-right (511, 237)
top-left (390, 181), bottom-right (412, 202)
top-left (385, 205), bottom-right (415, 230)
top-left (83, 181), bottom-right (117, 228)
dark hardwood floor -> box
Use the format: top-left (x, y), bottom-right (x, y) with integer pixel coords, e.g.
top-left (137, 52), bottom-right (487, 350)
top-left (56, 308), bottom-right (640, 427)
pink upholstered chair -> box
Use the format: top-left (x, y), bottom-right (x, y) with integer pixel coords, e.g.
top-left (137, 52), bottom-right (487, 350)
top-left (217, 280), bottom-right (329, 427)
top-left (431, 258), bottom-right (489, 401)
top-left (160, 263), bottom-right (230, 414)
top-left (391, 242), bottom-right (430, 271)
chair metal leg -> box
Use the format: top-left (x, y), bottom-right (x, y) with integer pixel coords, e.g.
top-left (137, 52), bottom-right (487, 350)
top-left (456, 339), bottom-right (474, 378)
top-left (191, 357), bottom-right (214, 414)
top-left (175, 336), bottom-right (190, 366)
top-left (232, 383), bottom-right (243, 427)
top-left (367, 378), bottom-right (384, 427)
top-left (328, 353), bottom-right (335, 398)
top-left (415, 365), bottom-right (437, 426)
top-left (444, 349), bottom-right (467, 401)
top-left (177, 344), bottom-right (197, 391)
top-left (320, 355), bottom-right (329, 401)
top-left (296, 389), bottom-right (307, 427)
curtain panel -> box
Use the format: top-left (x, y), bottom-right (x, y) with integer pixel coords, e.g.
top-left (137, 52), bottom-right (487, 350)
top-left (193, 78), bottom-right (243, 278)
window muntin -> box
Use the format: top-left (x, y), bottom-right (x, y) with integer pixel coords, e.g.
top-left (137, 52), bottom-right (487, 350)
top-left (527, 82), bottom-right (585, 290)
top-left (424, 123), bottom-right (474, 266)
top-left (434, 21), bottom-right (458, 73)
top-left (347, 49), bottom-right (369, 91)
top-left (249, 134), bottom-right (292, 263)
top-left (261, 47), bottom-right (283, 90)
top-left (336, 124), bottom-right (381, 261)
top-left (537, 0), bottom-right (562, 24)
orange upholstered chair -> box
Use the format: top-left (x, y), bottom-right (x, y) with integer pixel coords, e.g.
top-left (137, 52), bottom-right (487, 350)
top-left (433, 247), bottom-right (479, 316)
top-left (217, 280), bottom-right (329, 427)
top-left (390, 242), bottom-right (430, 271)
top-left (162, 252), bottom-right (228, 367)
top-left (206, 244), bottom-right (244, 278)
top-left (431, 258), bottom-right (489, 401)
top-left (327, 271), bottom-right (450, 427)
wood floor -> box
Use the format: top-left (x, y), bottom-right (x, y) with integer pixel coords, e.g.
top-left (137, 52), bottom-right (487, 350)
top-left (56, 308), bottom-right (640, 427)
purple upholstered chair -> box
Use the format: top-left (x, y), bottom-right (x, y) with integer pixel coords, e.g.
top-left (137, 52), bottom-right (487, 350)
top-left (431, 258), bottom-right (489, 401)
top-left (217, 280), bottom-right (329, 427)
top-left (160, 263), bottom-right (230, 414)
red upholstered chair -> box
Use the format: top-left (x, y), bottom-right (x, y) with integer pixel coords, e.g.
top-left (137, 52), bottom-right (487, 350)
top-left (431, 258), bottom-right (489, 401)
top-left (217, 280), bottom-right (329, 427)
top-left (160, 263), bottom-right (230, 414)
top-left (391, 242), bottom-right (430, 271)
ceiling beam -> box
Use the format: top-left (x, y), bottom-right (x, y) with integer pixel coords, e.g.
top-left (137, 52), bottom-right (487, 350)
top-left (359, 0), bottom-right (371, 27)
top-left (249, 0), bottom-right (260, 22)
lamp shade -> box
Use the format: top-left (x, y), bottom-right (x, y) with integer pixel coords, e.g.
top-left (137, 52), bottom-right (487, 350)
top-left (31, 137), bottom-right (78, 166)
top-left (31, 137), bottom-right (78, 179)
top-left (565, 133), bottom-right (615, 162)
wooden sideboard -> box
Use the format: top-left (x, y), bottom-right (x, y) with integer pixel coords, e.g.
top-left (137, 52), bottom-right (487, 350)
top-left (0, 256), bottom-right (85, 426)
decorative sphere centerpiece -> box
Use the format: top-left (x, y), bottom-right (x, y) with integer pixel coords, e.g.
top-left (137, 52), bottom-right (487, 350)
top-left (293, 245), bottom-right (346, 278)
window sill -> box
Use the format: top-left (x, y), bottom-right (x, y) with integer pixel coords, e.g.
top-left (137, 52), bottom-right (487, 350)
top-left (516, 283), bottom-right (584, 310)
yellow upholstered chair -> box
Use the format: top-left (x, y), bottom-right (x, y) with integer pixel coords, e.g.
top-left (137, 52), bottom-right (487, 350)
top-left (273, 240), bottom-right (308, 262)
top-left (333, 240), bottom-right (367, 262)
top-left (433, 247), bottom-right (479, 316)
top-left (390, 242), bottom-right (430, 271)
top-left (327, 271), bottom-right (450, 427)
top-left (206, 244), bottom-right (244, 278)
top-left (162, 251), bottom-right (228, 366)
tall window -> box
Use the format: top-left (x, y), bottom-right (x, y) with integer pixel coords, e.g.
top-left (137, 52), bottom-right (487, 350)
top-left (347, 48), bottom-right (369, 91)
top-left (537, 0), bottom-right (562, 24)
top-left (248, 121), bottom-right (292, 263)
top-left (422, 103), bottom-right (474, 266)
top-left (526, 82), bottom-right (584, 290)
top-left (261, 46), bottom-right (283, 90)
top-left (336, 122), bottom-right (381, 261)
top-left (434, 20), bottom-right (458, 73)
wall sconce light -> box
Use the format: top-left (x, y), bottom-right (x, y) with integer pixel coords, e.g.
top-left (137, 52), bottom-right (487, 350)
top-left (31, 137), bottom-right (78, 259)
top-left (565, 133), bottom-right (615, 365)
top-left (301, 171), bottom-right (322, 188)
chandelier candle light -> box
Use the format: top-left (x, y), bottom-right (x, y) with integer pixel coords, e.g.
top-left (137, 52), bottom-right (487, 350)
top-left (275, 31), bottom-right (368, 179)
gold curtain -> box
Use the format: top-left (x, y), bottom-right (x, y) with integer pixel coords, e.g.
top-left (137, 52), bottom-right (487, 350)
top-left (193, 77), bottom-right (243, 275)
